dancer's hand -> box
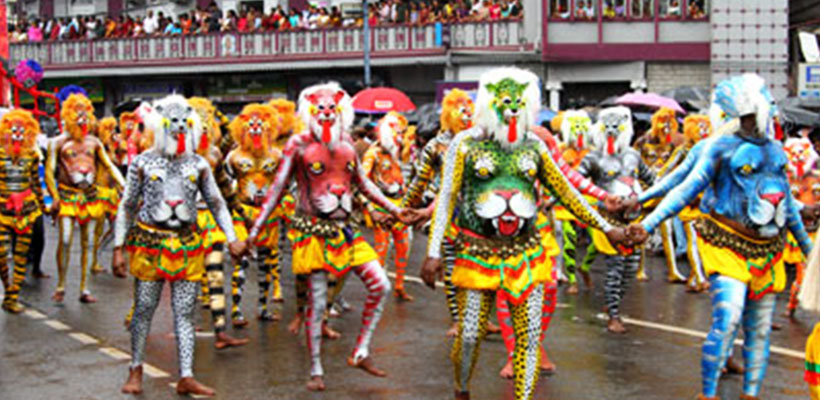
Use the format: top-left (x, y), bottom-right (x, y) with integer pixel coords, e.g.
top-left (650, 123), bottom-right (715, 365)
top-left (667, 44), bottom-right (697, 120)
top-left (112, 247), bottom-right (127, 278)
top-left (49, 200), bottom-right (61, 219)
top-left (625, 223), bottom-right (650, 245)
top-left (371, 210), bottom-right (393, 226)
top-left (618, 196), bottom-right (639, 213)
top-left (420, 257), bottom-right (443, 290)
top-left (396, 208), bottom-right (423, 226)
top-left (228, 240), bottom-right (248, 260)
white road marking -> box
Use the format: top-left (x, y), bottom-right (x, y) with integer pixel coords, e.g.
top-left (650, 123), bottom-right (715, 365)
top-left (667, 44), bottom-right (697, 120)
top-left (23, 309), bottom-right (46, 319)
top-left (68, 332), bottom-right (99, 345)
top-left (99, 347), bottom-right (131, 360)
top-left (43, 319), bottom-right (71, 331)
top-left (195, 331), bottom-right (215, 338)
top-left (387, 272), bottom-right (444, 288)
top-left (594, 313), bottom-right (804, 359)
top-left (143, 363), bottom-right (171, 378)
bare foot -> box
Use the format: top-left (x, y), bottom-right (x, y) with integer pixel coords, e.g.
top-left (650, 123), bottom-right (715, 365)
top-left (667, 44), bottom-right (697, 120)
top-left (91, 264), bottom-right (105, 275)
top-left (722, 356), bottom-right (744, 375)
top-left (607, 317), bottom-right (627, 334)
top-left (214, 332), bottom-right (250, 350)
top-left (322, 324), bottom-right (341, 340)
top-left (540, 348), bottom-right (556, 375)
top-left (121, 366), bottom-right (143, 394)
top-left (176, 377), bottom-right (215, 397)
top-left (52, 290), bottom-right (65, 303)
top-left (394, 288), bottom-right (414, 302)
top-left (636, 271), bottom-right (649, 282)
top-left (306, 375), bottom-right (325, 391)
top-left (771, 322), bottom-right (783, 331)
top-left (288, 313), bottom-right (304, 335)
top-left (499, 359), bottom-right (514, 379)
top-left (446, 322), bottom-right (459, 338)
top-left (667, 276), bottom-right (686, 284)
top-left (348, 356), bottom-right (387, 377)
top-left (232, 317), bottom-right (249, 328)
top-left (486, 321), bottom-right (501, 335)
top-left (79, 293), bottom-right (97, 303)
top-left (272, 296), bottom-right (285, 303)
top-left (33, 271), bottom-right (50, 279)
top-left (566, 283), bottom-right (579, 295)
top-left (2, 300), bottom-right (24, 314)
top-left (455, 390), bottom-right (471, 400)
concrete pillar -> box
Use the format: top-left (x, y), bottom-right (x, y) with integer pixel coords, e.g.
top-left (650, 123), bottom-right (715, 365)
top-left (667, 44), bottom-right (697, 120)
top-left (545, 80), bottom-right (562, 111)
top-left (630, 79), bottom-right (647, 93)
top-left (444, 64), bottom-right (457, 81)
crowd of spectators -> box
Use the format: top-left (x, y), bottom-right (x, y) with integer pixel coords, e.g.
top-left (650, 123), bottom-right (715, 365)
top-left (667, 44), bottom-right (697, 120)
top-left (549, 0), bottom-right (707, 20)
top-left (9, 0), bottom-right (523, 43)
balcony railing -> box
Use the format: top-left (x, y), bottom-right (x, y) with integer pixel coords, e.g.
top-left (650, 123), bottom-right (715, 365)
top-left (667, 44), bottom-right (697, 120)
top-left (10, 21), bottom-right (527, 71)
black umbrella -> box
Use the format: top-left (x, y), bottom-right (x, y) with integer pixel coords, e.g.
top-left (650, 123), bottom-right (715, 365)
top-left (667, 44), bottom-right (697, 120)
top-left (415, 103), bottom-right (440, 142)
top-left (114, 99), bottom-right (146, 117)
top-left (660, 86), bottom-right (710, 106)
top-left (779, 97), bottom-right (820, 131)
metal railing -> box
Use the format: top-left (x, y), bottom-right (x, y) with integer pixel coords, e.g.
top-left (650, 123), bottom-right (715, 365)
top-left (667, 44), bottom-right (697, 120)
top-left (10, 20), bottom-right (525, 69)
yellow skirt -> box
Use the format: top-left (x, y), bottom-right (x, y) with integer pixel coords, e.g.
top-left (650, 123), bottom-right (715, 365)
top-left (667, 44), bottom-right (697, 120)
top-left (58, 183), bottom-right (104, 224)
top-left (233, 203), bottom-right (280, 248)
top-left (125, 222), bottom-right (205, 282)
top-left (678, 204), bottom-right (703, 222)
top-left (806, 323), bottom-right (820, 394)
top-left (96, 186), bottom-right (119, 216)
top-left (452, 216), bottom-right (554, 305)
top-left (0, 189), bottom-right (41, 234)
top-left (197, 208), bottom-right (227, 251)
top-left (783, 232), bottom-right (806, 264)
top-left (287, 220), bottom-right (378, 277)
top-left (695, 217), bottom-right (786, 299)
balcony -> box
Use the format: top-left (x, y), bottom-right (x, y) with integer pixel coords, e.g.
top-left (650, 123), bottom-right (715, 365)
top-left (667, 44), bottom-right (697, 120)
top-left (10, 21), bottom-right (531, 78)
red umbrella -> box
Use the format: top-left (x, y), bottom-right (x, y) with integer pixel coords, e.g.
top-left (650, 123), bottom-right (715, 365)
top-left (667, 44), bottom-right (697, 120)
top-left (352, 87), bottom-right (416, 114)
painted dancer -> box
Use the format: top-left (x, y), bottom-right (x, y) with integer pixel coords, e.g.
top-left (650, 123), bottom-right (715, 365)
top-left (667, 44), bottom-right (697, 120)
top-left (362, 111), bottom-right (413, 301)
top-left (227, 103), bottom-right (285, 325)
top-left (113, 94), bottom-right (245, 397)
top-left (189, 96), bottom-right (249, 349)
top-left (628, 74), bottom-right (812, 400)
top-left (401, 89), bottom-right (476, 333)
top-left (0, 110), bottom-right (46, 313)
top-left (46, 93), bottom-right (124, 304)
top-left (248, 82), bottom-right (419, 391)
top-left (782, 137), bottom-right (820, 318)
top-left (90, 116), bottom-right (120, 275)
top-left (420, 67), bottom-right (626, 400)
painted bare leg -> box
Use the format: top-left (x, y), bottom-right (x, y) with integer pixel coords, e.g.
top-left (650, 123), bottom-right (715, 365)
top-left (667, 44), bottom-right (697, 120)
top-left (306, 271), bottom-right (328, 391)
top-left (171, 280), bottom-right (214, 397)
top-left (347, 260), bottom-right (390, 377)
top-left (78, 220), bottom-right (97, 303)
top-left (123, 279), bottom-right (163, 394)
top-left (53, 217), bottom-right (74, 302)
top-left (91, 217), bottom-right (105, 274)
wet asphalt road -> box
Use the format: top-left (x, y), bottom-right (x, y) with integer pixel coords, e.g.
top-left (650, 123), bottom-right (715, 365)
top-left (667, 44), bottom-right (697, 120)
top-left (0, 223), bottom-right (816, 400)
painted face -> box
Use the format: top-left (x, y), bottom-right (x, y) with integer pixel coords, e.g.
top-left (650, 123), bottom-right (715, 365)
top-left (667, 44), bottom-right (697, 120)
top-left (441, 90), bottom-right (474, 135)
top-left (561, 111), bottom-right (591, 150)
top-left (189, 98), bottom-right (221, 155)
top-left (683, 115), bottom-right (712, 145)
top-left (61, 94), bottom-right (95, 141)
top-left (370, 149), bottom-right (404, 198)
top-left (230, 104), bottom-right (277, 156)
top-left (377, 112), bottom-right (406, 160)
top-left (153, 99), bottom-right (198, 158)
top-left (727, 141), bottom-right (790, 238)
top-left (0, 110), bottom-right (38, 157)
top-left (784, 137), bottom-right (819, 179)
top-left (305, 88), bottom-right (346, 145)
top-left (301, 142), bottom-right (357, 219)
top-left (650, 108), bottom-right (678, 144)
top-left (596, 107), bottom-right (633, 156)
top-left (486, 78), bottom-right (529, 144)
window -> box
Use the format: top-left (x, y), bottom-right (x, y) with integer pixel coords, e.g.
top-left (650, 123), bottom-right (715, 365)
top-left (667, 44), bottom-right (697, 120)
top-left (575, 0), bottom-right (596, 20)
top-left (687, 0), bottom-right (708, 19)
top-left (659, 0), bottom-right (682, 19)
top-left (549, 0), bottom-right (571, 19)
top-left (603, 0), bottom-right (627, 19)
top-left (631, 0), bottom-right (654, 19)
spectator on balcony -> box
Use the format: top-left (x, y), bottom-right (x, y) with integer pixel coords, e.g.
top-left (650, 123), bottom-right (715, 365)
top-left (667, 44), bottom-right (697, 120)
top-left (222, 10), bottom-right (238, 32)
top-left (104, 17), bottom-right (116, 38)
top-left (237, 10), bottom-right (249, 32)
top-left (489, 0), bottom-right (502, 20)
top-left (287, 9), bottom-right (301, 30)
top-left (689, 0), bottom-right (706, 18)
top-left (330, 7), bottom-right (343, 28)
top-left (133, 17), bottom-right (145, 37)
top-left (576, 0), bottom-right (595, 19)
top-left (94, 17), bottom-right (105, 38)
top-left (409, 2), bottom-right (420, 24)
top-left (379, 0), bottom-right (391, 24)
top-left (181, 13), bottom-right (193, 35)
top-left (157, 12), bottom-right (169, 33)
top-left (27, 20), bottom-right (44, 42)
top-left (395, 0), bottom-right (408, 24)
top-left (144, 10), bottom-right (158, 36)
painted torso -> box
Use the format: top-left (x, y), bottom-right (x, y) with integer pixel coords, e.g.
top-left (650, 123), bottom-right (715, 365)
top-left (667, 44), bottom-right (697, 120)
top-left (130, 151), bottom-right (209, 230)
top-left (294, 136), bottom-right (358, 220)
top-left (457, 137), bottom-right (539, 238)
top-left (55, 135), bottom-right (100, 189)
top-left (0, 150), bottom-right (40, 195)
top-left (579, 148), bottom-right (653, 222)
top-left (363, 145), bottom-right (405, 199)
top-left (228, 148), bottom-right (280, 206)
